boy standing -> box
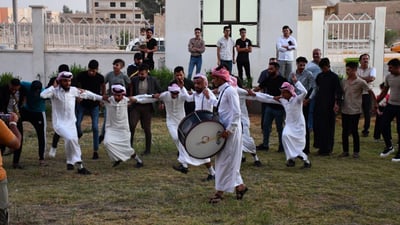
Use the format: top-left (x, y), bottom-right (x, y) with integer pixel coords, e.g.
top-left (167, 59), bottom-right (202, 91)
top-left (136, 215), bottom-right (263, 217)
top-left (339, 62), bottom-right (376, 158)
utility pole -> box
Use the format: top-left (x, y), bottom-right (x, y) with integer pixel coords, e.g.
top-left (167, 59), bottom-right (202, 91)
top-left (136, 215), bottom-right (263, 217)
top-left (12, 0), bottom-right (18, 49)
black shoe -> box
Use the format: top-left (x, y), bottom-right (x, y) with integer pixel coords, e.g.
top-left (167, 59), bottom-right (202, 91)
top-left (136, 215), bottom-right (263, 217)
top-left (112, 160), bottom-right (122, 167)
top-left (78, 132), bottom-right (83, 139)
top-left (143, 150), bottom-right (151, 155)
top-left (172, 164), bottom-right (188, 174)
top-left (277, 146), bottom-right (284, 153)
top-left (67, 164), bottom-right (74, 170)
top-left (98, 135), bottom-right (104, 144)
top-left (256, 144), bottom-right (269, 151)
top-left (254, 160), bottom-right (262, 167)
top-left (92, 151), bottom-right (99, 160)
top-left (77, 167), bottom-right (91, 175)
top-left (241, 157), bottom-right (246, 163)
top-left (136, 162), bottom-right (144, 168)
top-left (202, 174), bottom-right (215, 182)
top-left (362, 130), bottom-right (369, 137)
top-left (301, 161), bottom-right (312, 169)
top-left (12, 163), bottom-right (24, 169)
top-left (286, 159), bottom-right (295, 167)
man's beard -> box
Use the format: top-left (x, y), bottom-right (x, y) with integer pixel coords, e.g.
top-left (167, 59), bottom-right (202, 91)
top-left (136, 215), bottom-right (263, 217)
top-left (61, 85), bottom-right (70, 91)
top-left (139, 77), bottom-right (145, 81)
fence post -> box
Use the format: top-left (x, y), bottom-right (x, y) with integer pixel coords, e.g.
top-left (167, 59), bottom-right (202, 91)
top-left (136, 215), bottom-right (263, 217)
top-left (29, 5), bottom-right (45, 82)
top-left (373, 7), bottom-right (386, 86)
top-left (311, 6), bottom-right (327, 55)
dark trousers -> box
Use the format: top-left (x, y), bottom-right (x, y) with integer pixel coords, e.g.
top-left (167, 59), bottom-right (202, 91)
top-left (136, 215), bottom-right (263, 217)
top-left (236, 60), bottom-right (251, 81)
top-left (130, 104), bottom-right (153, 152)
top-left (373, 106), bottom-right (391, 140)
top-left (361, 93), bottom-right (372, 133)
top-left (341, 113), bottom-right (361, 153)
top-left (303, 105), bottom-right (310, 154)
top-left (382, 104), bottom-right (400, 148)
top-left (20, 108), bottom-right (46, 160)
top-left (262, 105), bottom-right (284, 150)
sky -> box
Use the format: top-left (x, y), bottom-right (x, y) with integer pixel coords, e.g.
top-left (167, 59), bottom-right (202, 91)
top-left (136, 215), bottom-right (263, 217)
top-left (0, 0), bottom-right (87, 12)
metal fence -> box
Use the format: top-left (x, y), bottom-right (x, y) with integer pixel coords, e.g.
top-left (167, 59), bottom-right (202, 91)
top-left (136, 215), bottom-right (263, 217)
top-left (324, 13), bottom-right (375, 75)
top-left (0, 16), bottom-right (153, 50)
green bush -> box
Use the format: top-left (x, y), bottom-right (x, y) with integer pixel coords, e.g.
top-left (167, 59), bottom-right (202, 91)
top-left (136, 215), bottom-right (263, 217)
top-left (385, 29), bottom-right (398, 47)
top-left (149, 67), bottom-right (174, 90)
top-left (48, 63), bottom-right (86, 81)
top-left (0, 72), bottom-right (15, 86)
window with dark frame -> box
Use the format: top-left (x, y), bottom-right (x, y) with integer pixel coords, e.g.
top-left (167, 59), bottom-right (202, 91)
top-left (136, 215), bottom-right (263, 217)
top-left (110, 2), bottom-right (116, 7)
top-left (120, 2), bottom-right (126, 7)
top-left (120, 14), bottom-right (126, 19)
top-left (94, 2), bottom-right (99, 7)
top-left (110, 13), bottom-right (116, 19)
top-left (202, 0), bottom-right (259, 46)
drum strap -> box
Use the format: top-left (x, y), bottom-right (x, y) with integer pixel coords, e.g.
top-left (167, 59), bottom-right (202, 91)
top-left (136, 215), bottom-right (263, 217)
top-left (213, 86), bottom-right (229, 118)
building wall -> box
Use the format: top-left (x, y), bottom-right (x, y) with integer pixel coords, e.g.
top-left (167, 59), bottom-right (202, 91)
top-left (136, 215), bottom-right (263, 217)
top-left (165, 0), bottom-right (298, 85)
top-left (0, 50), bottom-right (164, 84)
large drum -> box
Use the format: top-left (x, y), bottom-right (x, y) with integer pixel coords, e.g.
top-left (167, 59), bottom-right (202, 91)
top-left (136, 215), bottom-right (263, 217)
top-left (178, 110), bottom-right (226, 159)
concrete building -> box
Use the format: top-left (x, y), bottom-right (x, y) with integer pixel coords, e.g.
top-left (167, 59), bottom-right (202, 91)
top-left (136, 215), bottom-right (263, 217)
top-left (88, 0), bottom-right (146, 23)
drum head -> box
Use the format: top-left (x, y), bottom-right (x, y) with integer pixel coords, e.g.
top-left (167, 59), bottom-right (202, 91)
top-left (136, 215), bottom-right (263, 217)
top-left (184, 121), bottom-right (226, 159)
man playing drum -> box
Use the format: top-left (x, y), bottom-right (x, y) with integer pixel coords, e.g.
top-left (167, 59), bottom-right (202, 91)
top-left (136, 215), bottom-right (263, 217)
top-left (206, 66), bottom-right (248, 203)
top-left (157, 82), bottom-right (216, 181)
top-left (181, 73), bottom-right (217, 181)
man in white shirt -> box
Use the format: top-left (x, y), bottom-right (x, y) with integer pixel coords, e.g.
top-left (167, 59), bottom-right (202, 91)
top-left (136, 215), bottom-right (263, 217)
top-left (276, 25), bottom-right (297, 80)
top-left (41, 71), bottom-right (106, 175)
top-left (217, 26), bottom-right (235, 74)
top-left (357, 53), bottom-right (376, 137)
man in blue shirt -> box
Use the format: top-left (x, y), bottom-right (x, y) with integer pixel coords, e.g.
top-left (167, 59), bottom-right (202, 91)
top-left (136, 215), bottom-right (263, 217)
top-left (20, 80), bottom-right (47, 166)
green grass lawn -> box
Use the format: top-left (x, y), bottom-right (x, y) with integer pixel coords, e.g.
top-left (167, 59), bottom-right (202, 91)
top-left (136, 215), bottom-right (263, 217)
top-left (3, 114), bottom-right (400, 225)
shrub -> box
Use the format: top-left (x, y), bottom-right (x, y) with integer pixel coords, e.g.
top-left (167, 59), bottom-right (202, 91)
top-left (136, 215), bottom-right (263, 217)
top-left (0, 72), bottom-right (15, 86)
top-left (385, 29), bottom-right (398, 47)
top-left (149, 67), bottom-right (174, 90)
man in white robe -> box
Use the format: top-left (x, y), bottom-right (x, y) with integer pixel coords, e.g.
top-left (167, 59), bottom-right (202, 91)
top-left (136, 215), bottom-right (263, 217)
top-left (182, 74), bottom-right (216, 181)
top-left (249, 76), bottom-right (311, 168)
top-left (230, 76), bottom-right (262, 167)
top-left (158, 83), bottom-right (214, 181)
top-left (103, 84), bottom-right (143, 168)
top-left (40, 71), bottom-right (106, 174)
top-left (207, 66), bottom-right (247, 203)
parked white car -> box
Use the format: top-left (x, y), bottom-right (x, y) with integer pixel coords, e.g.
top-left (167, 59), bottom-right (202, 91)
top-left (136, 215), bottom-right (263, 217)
top-left (126, 37), bottom-right (165, 52)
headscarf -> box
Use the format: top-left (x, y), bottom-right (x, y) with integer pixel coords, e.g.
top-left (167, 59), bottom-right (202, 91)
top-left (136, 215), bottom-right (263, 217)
top-left (211, 67), bottom-right (230, 82)
top-left (229, 76), bottom-right (238, 88)
top-left (280, 82), bottom-right (296, 97)
top-left (111, 84), bottom-right (126, 95)
top-left (56, 71), bottom-right (73, 81)
top-left (193, 73), bottom-right (208, 87)
top-left (168, 83), bottom-right (180, 93)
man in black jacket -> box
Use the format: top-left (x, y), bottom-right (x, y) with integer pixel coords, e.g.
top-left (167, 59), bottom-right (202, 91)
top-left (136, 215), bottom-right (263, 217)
top-left (129, 64), bottom-right (162, 155)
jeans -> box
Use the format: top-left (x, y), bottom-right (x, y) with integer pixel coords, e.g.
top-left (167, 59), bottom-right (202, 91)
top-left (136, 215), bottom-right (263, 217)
top-left (220, 60), bottom-right (233, 74)
top-left (75, 104), bottom-right (100, 151)
top-left (382, 104), bottom-right (400, 148)
top-left (188, 55), bottom-right (202, 80)
top-left (278, 60), bottom-right (293, 80)
top-left (236, 60), bottom-right (251, 81)
top-left (262, 105), bottom-right (285, 150)
top-left (341, 113), bottom-right (361, 153)
top-left (361, 93), bottom-right (372, 133)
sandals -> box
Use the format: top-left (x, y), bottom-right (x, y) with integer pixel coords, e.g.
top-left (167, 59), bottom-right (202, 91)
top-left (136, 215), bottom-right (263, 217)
top-left (236, 187), bottom-right (248, 200)
top-left (209, 193), bottom-right (224, 204)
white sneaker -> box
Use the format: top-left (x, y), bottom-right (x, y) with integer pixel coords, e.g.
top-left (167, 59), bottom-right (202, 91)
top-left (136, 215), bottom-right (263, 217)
top-left (380, 146), bottom-right (394, 157)
top-left (48, 147), bottom-right (57, 158)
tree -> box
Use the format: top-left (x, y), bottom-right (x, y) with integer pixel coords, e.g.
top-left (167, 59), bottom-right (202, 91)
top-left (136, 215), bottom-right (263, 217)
top-left (137, 0), bottom-right (165, 22)
top-left (62, 5), bottom-right (73, 14)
